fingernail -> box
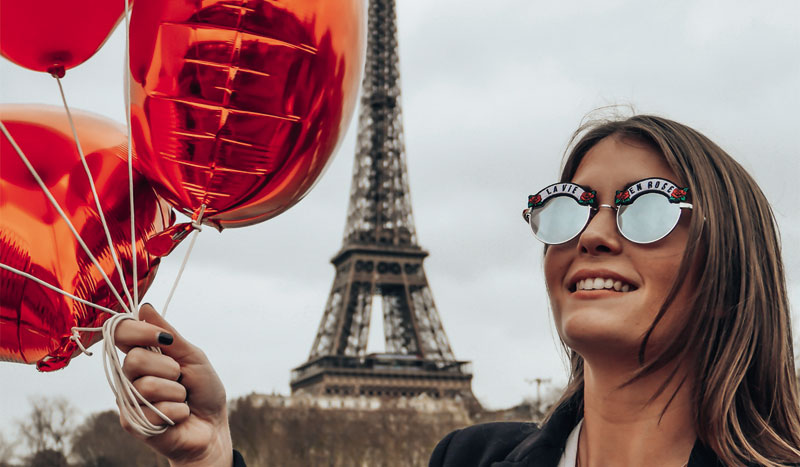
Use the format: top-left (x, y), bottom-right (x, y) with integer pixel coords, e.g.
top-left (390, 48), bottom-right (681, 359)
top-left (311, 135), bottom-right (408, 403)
top-left (157, 332), bottom-right (174, 345)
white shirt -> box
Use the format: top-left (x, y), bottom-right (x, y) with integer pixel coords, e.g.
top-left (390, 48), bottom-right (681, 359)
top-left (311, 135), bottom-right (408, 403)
top-left (557, 418), bottom-right (583, 467)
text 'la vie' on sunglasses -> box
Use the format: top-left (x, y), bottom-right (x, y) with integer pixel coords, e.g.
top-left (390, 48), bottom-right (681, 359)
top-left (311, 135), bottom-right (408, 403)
top-left (522, 177), bottom-right (693, 245)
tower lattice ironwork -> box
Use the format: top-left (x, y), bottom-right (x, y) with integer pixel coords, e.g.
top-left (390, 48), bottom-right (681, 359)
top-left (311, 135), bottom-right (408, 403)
top-left (290, 0), bottom-right (477, 409)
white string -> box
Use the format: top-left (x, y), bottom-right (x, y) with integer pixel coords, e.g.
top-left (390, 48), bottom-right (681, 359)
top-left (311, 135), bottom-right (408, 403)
top-left (73, 314), bottom-right (173, 437)
top-left (0, 121), bottom-right (132, 315)
top-left (0, 264), bottom-right (176, 434)
top-left (2, 16), bottom-right (178, 436)
top-left (54, 77), bottom-right (135, 313)
top-left (85, 0), bottom-right (171, 437)
top-left (123, 0), bottom-right (139, 315)
top-left (0, 263), bottom-right (118, 316)
top-left (162, 205), bottom-right (206, 317)
top-left (0, 264), bottom-right (166, 433)
top-left (2, 116), bottom-right (174, 435)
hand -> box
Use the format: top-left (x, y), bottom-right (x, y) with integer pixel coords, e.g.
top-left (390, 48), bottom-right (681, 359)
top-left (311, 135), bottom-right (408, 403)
top-left (114, 304), bottom-right (233, 467)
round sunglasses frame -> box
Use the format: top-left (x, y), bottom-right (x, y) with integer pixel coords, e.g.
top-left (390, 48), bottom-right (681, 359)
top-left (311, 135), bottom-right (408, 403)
top-left (523, 178), bottom-right (693, 245)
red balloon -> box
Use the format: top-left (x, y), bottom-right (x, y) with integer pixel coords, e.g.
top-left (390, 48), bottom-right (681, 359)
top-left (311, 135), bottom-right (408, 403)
top-left (0, 105), bottom-right (173, 371)
top-left (0, 0), bottom-right (125, 76)
top-left (129, 0), bottom-right (364, 230)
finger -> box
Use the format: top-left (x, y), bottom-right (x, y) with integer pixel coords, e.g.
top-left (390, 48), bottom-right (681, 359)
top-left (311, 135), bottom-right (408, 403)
top-left (144, 401), bottom-right (191, 427)
top-left (132, 376), bottom-right (187, 403)
top-left (119, 401), bottom-right (190, 434)
top-left (123, 348), bottom-right (181, 381)
top-left (114, 315), bottom-right (173, 353)
top-left (136, 304), bottom-right (199, 360)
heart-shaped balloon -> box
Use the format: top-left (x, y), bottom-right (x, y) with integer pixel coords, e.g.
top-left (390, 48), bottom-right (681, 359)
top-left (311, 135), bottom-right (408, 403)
top-left (0, 105), bottom-right (173, 371)
top-left (129, 0), bottom-right (365, 231)
top-left (0, 0), bottom-right (125, 76)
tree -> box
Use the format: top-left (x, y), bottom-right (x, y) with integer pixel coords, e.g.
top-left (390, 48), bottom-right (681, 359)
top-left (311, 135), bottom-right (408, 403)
top-left (0, 432), bottom-right (15, 467)
top-left (71, 410), bottom-right (168, 467)
top-left (17, 396), bottom-right (77, 463)
top-left (28, 449), bottom-right (69, 467)
top-left (228, 394), bottom-right (469, 467)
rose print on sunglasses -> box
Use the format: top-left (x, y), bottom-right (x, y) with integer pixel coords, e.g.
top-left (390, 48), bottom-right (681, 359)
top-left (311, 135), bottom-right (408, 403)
top-left (578, 191), bottom-right (596, 205)
top-left (669, 188), bottom-right (688, 203)
top-left (523, 177), bottom-right (693, 245)
top-left (528, 194), bottom-right (543, 208)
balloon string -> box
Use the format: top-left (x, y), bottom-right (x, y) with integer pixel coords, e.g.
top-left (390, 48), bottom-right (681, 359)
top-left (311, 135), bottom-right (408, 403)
top-left (54, 76), bottom-right (136, 314)
top-left (0, 121), bottom-right (131, 315)
top-left (103, 314), bottom-right (172, 436)
top-left (123, 0), bottom-right (139, 316)
top-left (74, 314), bottom-right (173, 436)
top-left (0, 266), bottom-right (174, 434)
top-left (90, 1), bottom-right (170, 437)
top-left (5, 8), bottom-right (172, 436)
top-left (0, 263), bottom-right (119, 316)
top-left (162, 204), bottom-right (206, 317)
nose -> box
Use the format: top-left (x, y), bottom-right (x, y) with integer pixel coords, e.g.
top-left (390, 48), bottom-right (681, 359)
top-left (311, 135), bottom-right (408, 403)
top-left (577, 205), bottom-right (622, 255)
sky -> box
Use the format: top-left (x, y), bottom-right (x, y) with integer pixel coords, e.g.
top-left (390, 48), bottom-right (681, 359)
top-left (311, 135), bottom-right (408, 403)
top-left (1, 0), bottom-right (799, 442)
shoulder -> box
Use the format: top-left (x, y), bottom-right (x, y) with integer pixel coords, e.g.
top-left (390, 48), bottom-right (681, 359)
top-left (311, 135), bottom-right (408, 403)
top-left (429, 422), bottom-right (540, 467)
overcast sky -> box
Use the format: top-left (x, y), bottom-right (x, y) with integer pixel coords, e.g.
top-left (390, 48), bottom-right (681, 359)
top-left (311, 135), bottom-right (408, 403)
top-left (1, 0), bottom-right (798, 441)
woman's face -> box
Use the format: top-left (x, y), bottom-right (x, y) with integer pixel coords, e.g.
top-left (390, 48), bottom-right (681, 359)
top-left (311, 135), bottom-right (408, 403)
top-left (544, 135), bottom-right (693, 365)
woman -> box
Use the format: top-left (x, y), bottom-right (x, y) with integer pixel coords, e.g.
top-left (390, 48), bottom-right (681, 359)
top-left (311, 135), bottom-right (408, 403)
top-left (115, 115), bottom-right (800, 466)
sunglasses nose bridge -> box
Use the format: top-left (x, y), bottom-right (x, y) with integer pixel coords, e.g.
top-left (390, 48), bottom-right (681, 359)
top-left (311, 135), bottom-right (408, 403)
top-left (584, 203), bottom-right (620, 235)
top-left (588, 204), bottom-right (618, 222)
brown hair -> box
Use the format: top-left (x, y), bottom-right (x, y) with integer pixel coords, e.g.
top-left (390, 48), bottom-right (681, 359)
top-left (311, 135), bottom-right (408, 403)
top-left (546, 114), bottom-right (800, 465)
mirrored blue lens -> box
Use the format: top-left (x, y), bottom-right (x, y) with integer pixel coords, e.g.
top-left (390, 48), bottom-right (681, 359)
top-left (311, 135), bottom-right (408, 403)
top-left (617, 193), bottom-right (681, 243)
top-left (529, 196), bottom-right (590, 244)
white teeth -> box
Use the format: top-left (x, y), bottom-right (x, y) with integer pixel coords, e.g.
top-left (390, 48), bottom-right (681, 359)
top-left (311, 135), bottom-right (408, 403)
top-left (574, 277), bottom-right (634, 292)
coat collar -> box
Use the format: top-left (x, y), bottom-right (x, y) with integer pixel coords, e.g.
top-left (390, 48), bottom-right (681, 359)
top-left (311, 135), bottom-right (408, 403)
top-left (491, 396), bottom-right (722, 467)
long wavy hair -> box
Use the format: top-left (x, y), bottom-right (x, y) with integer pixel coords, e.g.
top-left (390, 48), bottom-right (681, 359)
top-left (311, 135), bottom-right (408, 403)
top-left (545, 114), bottom-right (800, 465)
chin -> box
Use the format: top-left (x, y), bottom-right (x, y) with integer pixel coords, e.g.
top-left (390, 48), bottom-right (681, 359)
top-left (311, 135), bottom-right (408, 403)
top-left (556, 309), bottom-right (644, 362)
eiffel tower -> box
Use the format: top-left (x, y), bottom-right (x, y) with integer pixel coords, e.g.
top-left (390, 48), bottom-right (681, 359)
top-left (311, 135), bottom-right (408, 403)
top-left (290, 0), bottom-right (478, 410)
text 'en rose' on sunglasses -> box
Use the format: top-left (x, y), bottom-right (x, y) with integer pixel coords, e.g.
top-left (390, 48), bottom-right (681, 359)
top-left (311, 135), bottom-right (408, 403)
top-left (522, 177), bottom-right (693, 245)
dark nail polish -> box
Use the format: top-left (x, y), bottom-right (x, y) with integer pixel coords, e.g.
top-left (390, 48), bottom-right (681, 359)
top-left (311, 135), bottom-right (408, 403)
top-left (157, 332), bottom-right (174, 346)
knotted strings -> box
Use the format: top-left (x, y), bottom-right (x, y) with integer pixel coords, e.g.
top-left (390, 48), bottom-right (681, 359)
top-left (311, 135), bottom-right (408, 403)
top-left (0, 8), bottom-right (207, 435)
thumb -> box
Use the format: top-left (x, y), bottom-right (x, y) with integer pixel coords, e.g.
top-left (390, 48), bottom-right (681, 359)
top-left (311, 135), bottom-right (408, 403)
top-left (137, 303), bottom-right (177, 334)
top-left (137, 303), bottom-right (196, 359)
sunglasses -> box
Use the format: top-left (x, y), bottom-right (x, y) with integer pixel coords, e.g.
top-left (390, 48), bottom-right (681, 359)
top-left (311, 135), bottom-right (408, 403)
top-left (522, 177), bottom-right (693, 245)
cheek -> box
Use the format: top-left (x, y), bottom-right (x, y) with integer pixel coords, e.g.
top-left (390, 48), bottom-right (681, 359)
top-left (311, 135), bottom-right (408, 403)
top-left (639, 235), bottom-right (690, 303)
top-left (543, 247), bottom-right (567, 307)
top-left (543, 249), bottom-right (557, 290)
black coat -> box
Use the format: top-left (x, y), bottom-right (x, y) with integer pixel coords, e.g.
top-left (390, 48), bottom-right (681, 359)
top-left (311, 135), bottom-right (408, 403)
top-left (428, 398), bottom-right (723, 467)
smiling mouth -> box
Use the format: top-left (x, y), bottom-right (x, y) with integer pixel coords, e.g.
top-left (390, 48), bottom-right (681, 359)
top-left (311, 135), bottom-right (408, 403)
top-left (569, 277), bottom-right (638, 293)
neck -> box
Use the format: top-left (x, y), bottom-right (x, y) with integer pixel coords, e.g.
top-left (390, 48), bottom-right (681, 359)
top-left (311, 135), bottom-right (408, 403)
top-left (577, 358), bottom-right (696, 467)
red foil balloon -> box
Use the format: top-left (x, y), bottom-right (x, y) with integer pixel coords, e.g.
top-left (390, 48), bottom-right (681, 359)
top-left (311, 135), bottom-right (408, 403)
top-left (0, 105), bottom-right (173, 371)
top-left (0, 0), bottom-right (124, 76)
top-left (129, 0), bottom-right (365, 230)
